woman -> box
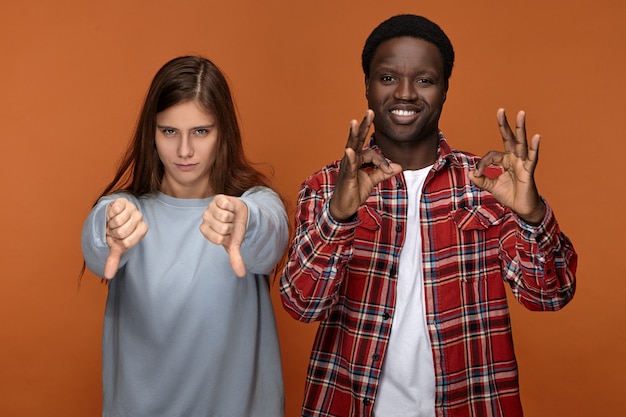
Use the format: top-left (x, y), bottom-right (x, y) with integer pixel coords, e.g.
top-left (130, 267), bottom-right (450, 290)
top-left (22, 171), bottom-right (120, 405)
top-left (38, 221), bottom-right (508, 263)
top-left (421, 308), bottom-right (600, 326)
top-left (81, 56), bottom-right (287, 417)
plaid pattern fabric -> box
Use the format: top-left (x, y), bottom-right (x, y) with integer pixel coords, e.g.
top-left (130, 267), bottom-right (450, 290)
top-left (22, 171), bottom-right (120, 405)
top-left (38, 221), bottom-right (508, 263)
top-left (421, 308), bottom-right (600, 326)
top-left (280, 133), bottom-right (577, 417)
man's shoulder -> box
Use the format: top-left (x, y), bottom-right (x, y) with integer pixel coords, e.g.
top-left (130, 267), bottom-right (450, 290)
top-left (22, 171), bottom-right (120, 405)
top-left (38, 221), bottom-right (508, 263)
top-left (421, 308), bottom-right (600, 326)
top-left (300, 159), bottom-right (342, 189)
top-left (437, 133), bottom-right (481, 167)
top-left (439, 145), bottom-right (482, 171)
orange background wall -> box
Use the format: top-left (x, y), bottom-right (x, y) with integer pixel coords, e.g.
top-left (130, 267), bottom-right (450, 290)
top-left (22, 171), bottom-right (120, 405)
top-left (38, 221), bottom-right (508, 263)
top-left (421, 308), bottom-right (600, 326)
top-left (1, 1), bottom-right (624, 416)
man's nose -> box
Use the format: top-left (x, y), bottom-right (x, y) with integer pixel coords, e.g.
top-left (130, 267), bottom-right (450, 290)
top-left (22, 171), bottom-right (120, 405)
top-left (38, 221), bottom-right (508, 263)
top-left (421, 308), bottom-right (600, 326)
top-left (394, 79), bottom-right (417, 100)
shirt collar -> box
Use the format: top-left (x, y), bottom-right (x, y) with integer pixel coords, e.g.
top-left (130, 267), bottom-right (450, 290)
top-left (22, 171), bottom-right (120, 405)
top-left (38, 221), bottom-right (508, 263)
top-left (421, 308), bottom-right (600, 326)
top-left (367, 131), bottom-right (461, 171)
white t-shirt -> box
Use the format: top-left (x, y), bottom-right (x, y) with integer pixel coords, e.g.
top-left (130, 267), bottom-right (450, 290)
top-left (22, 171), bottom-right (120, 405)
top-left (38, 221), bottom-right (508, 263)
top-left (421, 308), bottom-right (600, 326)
top-left (373, 166), bottom-right (436, 417)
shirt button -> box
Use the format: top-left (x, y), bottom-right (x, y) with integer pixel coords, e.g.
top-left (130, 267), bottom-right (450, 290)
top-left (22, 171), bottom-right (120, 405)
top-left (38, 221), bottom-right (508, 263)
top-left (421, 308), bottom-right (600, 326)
top-left (372, 354), bottom-right (380, 361)
top-left (382, 312), bottom-right (390, 320)
top-left (364, 399), bottom-right (371, 406)
top-left (395, 225), bottom-right (402, 232)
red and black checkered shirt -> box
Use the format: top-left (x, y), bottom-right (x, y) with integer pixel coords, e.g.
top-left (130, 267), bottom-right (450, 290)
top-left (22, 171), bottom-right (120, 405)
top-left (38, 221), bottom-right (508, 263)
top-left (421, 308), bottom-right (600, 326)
top-left (280, 133), bottom-right (577, 417)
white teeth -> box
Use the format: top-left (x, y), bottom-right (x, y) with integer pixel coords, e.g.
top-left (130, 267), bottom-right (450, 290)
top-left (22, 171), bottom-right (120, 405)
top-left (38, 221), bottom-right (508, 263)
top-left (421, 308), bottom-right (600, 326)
top-left (391, 109), bottom-right (416, 116)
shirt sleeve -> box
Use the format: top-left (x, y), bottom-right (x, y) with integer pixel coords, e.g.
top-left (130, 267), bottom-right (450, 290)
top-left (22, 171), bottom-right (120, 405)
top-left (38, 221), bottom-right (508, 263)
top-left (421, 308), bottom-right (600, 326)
top-left (501, 200), bottom-right (577, 311)
top-left (279, 176), bottom-right (358, 323)
top-left (238, 186), bottom-right (290, 275)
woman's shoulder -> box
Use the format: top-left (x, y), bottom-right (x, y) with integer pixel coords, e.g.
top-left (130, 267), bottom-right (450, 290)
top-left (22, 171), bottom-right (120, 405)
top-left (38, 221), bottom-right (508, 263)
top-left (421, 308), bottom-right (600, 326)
top-left (240, 185), bottom-right (279, 199)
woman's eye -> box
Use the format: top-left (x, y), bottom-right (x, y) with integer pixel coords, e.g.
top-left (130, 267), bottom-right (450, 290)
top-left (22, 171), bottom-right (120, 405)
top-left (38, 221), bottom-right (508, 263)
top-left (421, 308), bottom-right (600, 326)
top-left (195, 129), bottom-right (208, 136)
top-left (162, 129), bottom-right (176, 136)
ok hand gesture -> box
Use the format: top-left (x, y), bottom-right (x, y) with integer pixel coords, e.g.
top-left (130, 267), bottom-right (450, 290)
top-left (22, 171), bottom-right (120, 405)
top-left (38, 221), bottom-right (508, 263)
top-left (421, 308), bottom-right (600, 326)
top-left (104, 198), bottom-right (149, 279)
top-left (200, 195), bottom-right (248, 277)
top-left (329, 110), bottom-right (403, 222)
top-left (470, 108), bottom-right (546, 224)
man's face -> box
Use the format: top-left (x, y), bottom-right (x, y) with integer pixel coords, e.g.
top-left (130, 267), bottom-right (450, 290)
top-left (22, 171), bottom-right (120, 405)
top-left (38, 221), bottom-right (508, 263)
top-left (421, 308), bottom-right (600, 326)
top-left (366, 36), bottom-right (447, 146)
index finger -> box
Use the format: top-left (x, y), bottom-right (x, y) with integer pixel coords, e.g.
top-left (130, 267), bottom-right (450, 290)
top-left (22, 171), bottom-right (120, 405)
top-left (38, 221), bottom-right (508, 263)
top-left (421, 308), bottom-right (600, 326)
top-left (213, 194), bottom-right (235, 213)
top-left (107, 198), bottom-right (126, 220)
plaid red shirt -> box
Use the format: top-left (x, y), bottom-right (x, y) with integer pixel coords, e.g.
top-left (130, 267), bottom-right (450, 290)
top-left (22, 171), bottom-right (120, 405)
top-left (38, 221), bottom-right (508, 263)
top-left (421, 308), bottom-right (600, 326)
top-left (280, 133), bottom-right (577, 417)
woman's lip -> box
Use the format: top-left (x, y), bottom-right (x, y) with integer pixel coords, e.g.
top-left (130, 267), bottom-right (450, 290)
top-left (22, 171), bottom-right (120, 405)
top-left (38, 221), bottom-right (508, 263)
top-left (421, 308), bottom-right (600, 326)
top-left (175, 163), bottom-right (198, 171)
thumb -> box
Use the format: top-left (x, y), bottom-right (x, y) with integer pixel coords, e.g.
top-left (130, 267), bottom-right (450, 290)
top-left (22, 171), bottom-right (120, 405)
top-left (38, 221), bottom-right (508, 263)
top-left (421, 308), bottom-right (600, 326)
top-left (227, 246), bottom-right (246, 278)
top-left (227, 215), bottom-right (248, 278)
top-left (104, 244), bottom-right (124, 280)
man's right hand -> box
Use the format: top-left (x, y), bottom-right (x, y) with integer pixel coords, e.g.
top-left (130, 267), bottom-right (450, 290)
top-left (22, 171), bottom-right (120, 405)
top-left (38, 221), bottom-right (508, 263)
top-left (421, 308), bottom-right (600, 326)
top-left (329, 109), bottom-right (403, 222)
top-left (104, 198), bottom-right (148, 279)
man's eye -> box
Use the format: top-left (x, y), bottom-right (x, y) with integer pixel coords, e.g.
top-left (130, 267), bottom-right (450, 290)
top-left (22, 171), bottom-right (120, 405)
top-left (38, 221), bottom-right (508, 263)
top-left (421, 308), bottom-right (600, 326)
top-left (381, 76), bottom-right (394, 83)
top-left (417, 78), bottom-right (432, 84)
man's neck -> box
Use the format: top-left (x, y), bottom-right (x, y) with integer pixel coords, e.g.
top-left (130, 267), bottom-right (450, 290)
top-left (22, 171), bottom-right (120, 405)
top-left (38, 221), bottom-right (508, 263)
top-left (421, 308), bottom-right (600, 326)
top-left (373, 133), bottom-right (439, 170)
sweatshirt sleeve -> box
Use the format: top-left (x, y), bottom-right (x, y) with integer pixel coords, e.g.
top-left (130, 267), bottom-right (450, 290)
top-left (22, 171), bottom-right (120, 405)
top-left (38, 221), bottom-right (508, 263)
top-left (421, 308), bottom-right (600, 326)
top-left (238, 186), bottom-right (289, 275)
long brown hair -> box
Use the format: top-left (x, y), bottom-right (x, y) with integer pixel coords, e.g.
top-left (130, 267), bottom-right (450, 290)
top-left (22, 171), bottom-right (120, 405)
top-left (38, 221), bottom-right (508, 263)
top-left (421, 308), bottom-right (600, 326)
top-left (99, 55), bottom-right (269, 200)
top-left (80, 56), bottom-right (277, 285)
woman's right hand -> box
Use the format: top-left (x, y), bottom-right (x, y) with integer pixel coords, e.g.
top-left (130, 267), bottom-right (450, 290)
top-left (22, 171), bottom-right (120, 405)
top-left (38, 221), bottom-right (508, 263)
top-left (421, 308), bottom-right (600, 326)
top-left (104, 198), bottom-right (148, 279)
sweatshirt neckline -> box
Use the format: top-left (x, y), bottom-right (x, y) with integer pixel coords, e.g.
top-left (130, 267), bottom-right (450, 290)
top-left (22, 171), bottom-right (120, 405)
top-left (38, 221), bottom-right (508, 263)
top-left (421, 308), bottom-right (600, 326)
top-left (155, 192), bottom-right (213, 208)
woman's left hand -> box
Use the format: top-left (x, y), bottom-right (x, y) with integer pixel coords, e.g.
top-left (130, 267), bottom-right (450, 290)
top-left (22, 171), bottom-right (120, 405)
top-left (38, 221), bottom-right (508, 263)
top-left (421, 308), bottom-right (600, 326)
top-left (200, 194), bottom-right (248, 277)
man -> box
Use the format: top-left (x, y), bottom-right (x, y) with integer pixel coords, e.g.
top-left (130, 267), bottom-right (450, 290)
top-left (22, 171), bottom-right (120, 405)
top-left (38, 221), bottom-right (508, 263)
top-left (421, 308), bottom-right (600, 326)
top-left (280, 14), bottom-right (577, 417)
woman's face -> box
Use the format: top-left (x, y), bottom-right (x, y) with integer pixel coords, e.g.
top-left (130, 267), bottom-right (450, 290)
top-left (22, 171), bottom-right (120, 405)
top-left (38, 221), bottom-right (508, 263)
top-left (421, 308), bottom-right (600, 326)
top-left (155, 100), bottom-right (218, 199)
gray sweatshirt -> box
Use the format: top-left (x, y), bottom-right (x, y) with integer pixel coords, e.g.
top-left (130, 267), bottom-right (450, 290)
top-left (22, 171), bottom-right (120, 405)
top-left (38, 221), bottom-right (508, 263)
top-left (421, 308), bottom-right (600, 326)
top-left (82, 187), bottom-right (288, 417)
